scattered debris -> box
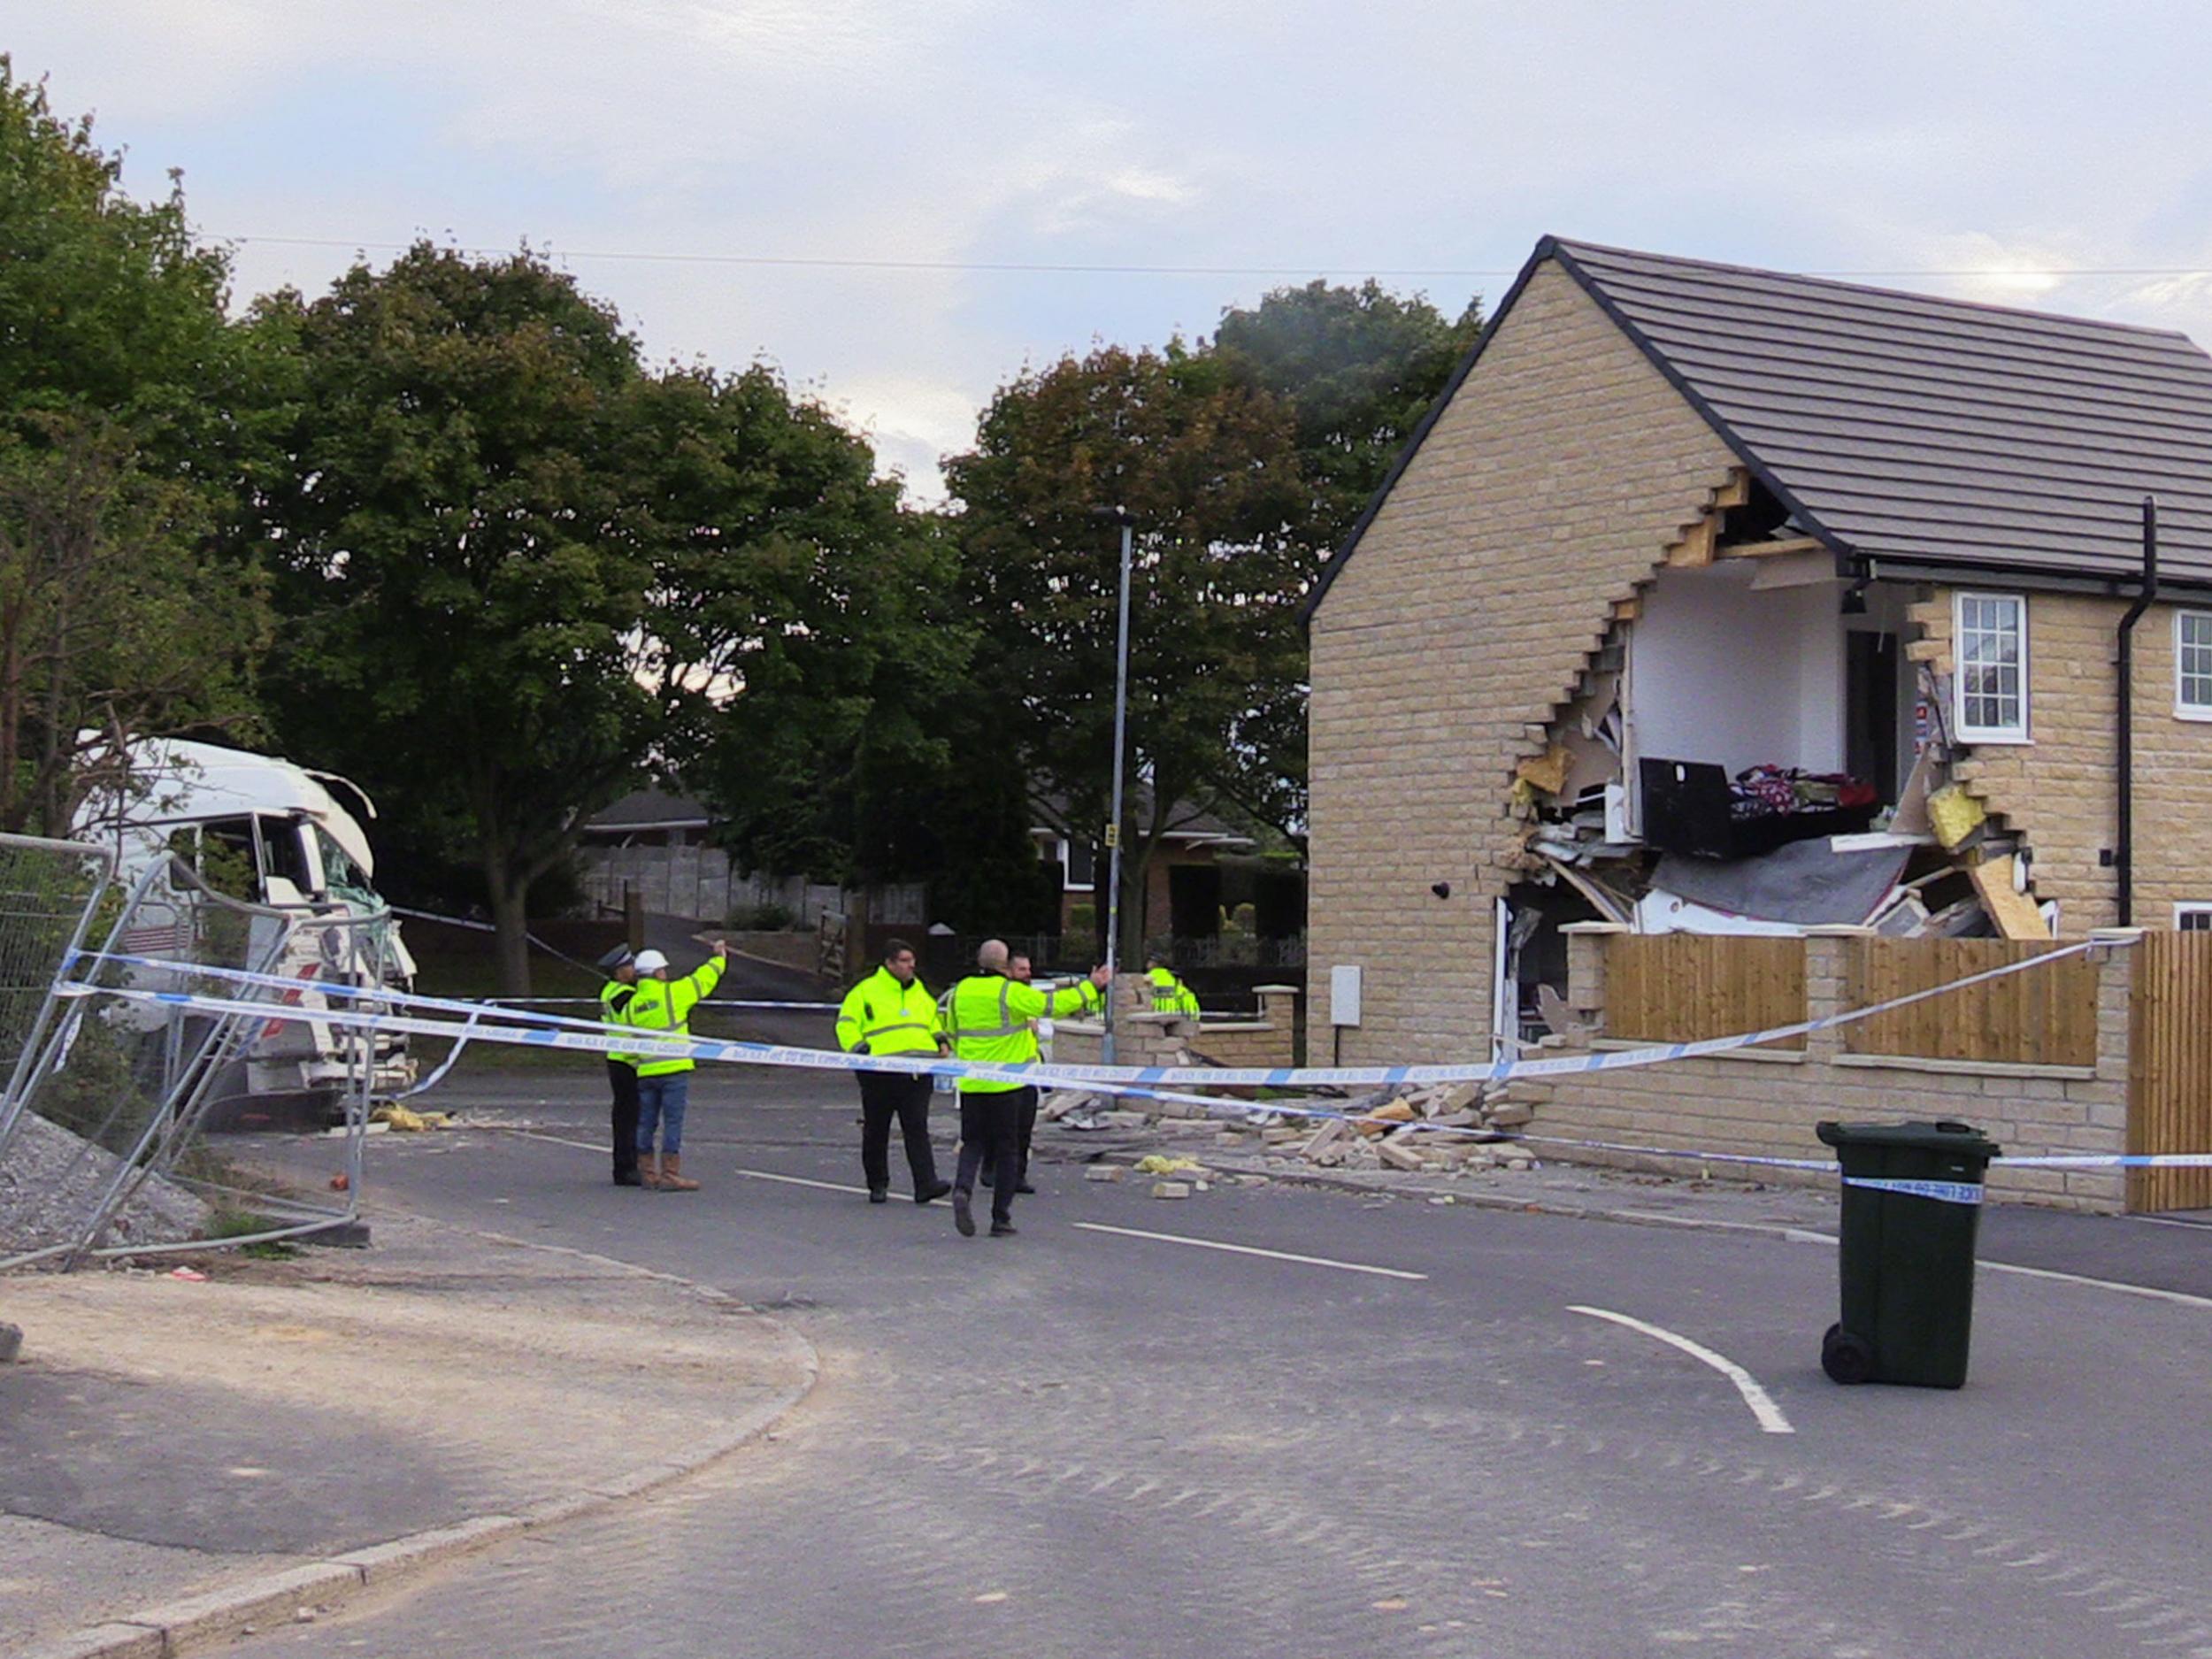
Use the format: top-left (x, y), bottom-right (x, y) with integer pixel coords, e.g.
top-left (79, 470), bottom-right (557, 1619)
top-left (1151, 1180), bottom-right (1193, 1201)
top-left (0, 1322), bottom-right (21, 1363)
top-left (166, 1266), bottom-right (208, 1282)
top-left (1083, 1165), bottom-right (1122, 1183)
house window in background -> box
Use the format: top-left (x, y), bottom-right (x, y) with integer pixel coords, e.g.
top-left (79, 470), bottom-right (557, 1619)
top-left (1954, 592), bottom-right (2028, 742)
top-left (1062, 837), bottom-right (1095, 892)
top-left (2177, 904), bottom-right (2212, 933)
top-left (2177, 611), bottom-right (2212, 717)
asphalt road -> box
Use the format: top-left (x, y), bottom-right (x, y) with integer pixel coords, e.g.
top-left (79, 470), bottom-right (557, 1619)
top-left (242, 1064), bottom-right (2212, 1659)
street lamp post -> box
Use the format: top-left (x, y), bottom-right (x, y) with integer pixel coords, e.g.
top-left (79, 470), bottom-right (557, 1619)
top-left (1101, 510), bottom-right (1134, 1065)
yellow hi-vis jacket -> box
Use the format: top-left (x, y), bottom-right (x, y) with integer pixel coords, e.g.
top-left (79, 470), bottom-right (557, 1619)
top-left (1147, 965), bottom-right (1201, 1016)
top-left (625, 956), bottom-right (727, 1076)
top-left (599, 977), bottom-right (638, 1069)
top-left (945, 972), bottom-right (1100, 1094)
top-left (836, 965), bottom-right (944, 1056)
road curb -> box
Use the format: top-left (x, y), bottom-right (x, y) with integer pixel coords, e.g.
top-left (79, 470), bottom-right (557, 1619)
top-left (27, 1226), bottom-right (822, 1659)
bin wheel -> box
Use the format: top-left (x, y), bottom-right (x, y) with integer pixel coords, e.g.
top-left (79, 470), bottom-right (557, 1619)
top-left (1822, 1323), bottom-right (1875, 1385)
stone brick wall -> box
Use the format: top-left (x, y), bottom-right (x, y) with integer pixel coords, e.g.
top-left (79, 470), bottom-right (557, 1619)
top-left (1532, 925), bottom-right (2132, 1212)
top-left (1307, 257), bottom-right (1740, 1064)
top-left (1053, 983), bottom-right (1297, 1071)
top-left (1915, 588), bottom-right (2212, 932)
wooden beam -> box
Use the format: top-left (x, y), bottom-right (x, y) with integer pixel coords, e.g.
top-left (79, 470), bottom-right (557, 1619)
top-left (1665, 515), bottom-right (1717, 568)
top-left (1718, 535), bottom-right (1825, 559)
top-left (1710, 468), bottom-right (1752, 511)
top-left (1612, 595), bottom-right (1641, 623)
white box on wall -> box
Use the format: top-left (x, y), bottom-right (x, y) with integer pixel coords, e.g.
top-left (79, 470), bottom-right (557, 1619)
top-left (1329, 964), bottom-right (1363, 1028)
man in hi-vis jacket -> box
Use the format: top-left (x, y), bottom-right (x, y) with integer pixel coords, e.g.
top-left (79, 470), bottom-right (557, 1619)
top-left (836, 938), bottom-right (954, 1206)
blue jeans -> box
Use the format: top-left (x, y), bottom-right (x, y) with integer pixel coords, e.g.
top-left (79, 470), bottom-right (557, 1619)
top-left (635, 1072), bottom-right (690, 1156)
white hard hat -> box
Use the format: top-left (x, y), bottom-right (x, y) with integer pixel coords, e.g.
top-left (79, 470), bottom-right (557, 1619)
top-left (634, 949), bottom-right (670, 973)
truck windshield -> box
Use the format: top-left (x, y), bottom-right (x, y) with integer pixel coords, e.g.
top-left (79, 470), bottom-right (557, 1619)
top-left (313, 825), bottom-right (377, 901)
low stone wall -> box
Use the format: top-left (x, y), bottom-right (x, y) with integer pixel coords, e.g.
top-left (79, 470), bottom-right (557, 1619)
top-left (1050, 978), bottom-right (1299, 1072)
top-left (1520, 925), bottom-right (2132, 1213)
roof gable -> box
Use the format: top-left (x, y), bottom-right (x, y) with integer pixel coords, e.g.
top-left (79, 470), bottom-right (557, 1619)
top-left (1309, 235), bottom-right (2212, 615)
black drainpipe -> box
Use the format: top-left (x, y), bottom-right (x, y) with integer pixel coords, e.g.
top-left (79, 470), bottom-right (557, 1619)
top-left (2116, 495), bottom-right (2160, 927)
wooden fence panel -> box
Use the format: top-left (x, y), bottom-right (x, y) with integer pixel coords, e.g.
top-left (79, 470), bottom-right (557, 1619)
top-left (1604, 936), bottom-right (1806, 1048)
top-left (1845, 939), bottom-right (2098, 1069)
top-left (2130, 931), bottom-right (2212, 1213)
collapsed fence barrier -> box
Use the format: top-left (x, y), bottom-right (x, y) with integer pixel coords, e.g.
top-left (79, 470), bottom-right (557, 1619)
top-left (1, 850), bottom-right (396, 1271)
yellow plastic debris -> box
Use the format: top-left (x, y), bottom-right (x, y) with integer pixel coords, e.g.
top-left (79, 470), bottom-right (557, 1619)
top-left (1926, 785), bottom-right (1985, 851)
top-left (370, 1103), bottom-right (446, 1133)
top-left (1134, 1154), bottom-right (1200, 1175)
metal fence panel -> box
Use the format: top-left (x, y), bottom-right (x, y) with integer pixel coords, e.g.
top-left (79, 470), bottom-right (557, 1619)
top-left (1, 854), bottom-right (395, 1271)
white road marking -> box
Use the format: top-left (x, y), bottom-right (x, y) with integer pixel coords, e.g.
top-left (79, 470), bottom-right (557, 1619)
top-left (1568, 1305), bottom-right (1795, 1435)
top-left (1978, 1258), bottom-right (2212, 1312)
top-left (1071, 1221), bottom-right (1428, 1281)
top-left (505, 1130), bottom-right (902, 1199)
top-left (733, 1169), bottom-right (875, 1198)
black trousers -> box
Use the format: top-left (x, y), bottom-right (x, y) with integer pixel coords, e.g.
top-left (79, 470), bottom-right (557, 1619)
top-left (954, 1087), bottom-right (1033, 1225)
top-left (606, 1058), bottom-right (640, 1179)
top-left (859, 1069), bottom-right (940, 1195)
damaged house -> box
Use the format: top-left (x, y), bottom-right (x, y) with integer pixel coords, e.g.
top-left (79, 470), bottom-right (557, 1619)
top-left (1307, 236), bottom-right (2212, 1061)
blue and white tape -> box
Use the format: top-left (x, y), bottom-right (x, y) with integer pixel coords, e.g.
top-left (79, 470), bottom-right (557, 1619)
top-left (60, 942), bottom-right (2212, 1177)
top-left (69, 935), bottom-right (2113, 1094)
top-left (1843, 1176), bottom-right (1986, 1206)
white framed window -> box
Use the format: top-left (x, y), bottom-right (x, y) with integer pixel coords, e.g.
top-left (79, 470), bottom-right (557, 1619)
top-left (1059, 836), bottom-right (1095, 892)
top-left (2177, 611), bottom-right (2212, 718)
top-left (1953, 591), bottom-right (2029, 743)
top-left (2177, 903), bottom-right (2212, 933)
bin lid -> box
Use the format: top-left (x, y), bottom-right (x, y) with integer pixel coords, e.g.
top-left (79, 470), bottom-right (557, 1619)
top-left (1816, 1118), bottom-right (2002, 1159)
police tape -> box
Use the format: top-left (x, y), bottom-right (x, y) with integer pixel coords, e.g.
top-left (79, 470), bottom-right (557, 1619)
top-left (482, 996), bottom-right (840, 1010)
top-left (71, 933), bottom-right (2117, 1094)
top-left (60, 960), bottom-right (2212, 1177)
top-left (1843, 1176), bottom-right (1985, 1206)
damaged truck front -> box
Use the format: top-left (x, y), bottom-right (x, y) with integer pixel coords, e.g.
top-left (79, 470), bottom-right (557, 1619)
top-left (72, 738), bottom-right (419, 1119)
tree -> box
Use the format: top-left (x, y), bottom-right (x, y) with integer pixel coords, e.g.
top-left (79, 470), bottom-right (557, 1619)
top-left (0, 60), bottom-right (274, 833)
top-left (1212, 279), bottom-right (1483, 550)
top-left (258, 245), bottom-right (657, 992)
top-left (944, 344), bottom-right (1310, 965)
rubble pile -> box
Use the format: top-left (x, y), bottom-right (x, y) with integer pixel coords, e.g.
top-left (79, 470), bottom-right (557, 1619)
top-left (1041, 1081), bottom-right (1546, 1187)
top-left (0, 1110), bottom-right (212, 1263)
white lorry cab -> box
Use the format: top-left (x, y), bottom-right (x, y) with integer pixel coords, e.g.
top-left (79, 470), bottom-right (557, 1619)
top-left (72, 739), bottom-right (419, 1111)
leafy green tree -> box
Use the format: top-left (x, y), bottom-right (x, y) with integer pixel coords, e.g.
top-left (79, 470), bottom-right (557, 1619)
top-left (945, 343), bottom-right (1310, 964)
top-left (257, 245), bottom-right (657, 992)
top-left (1212, 279), bottom-right (1483, 549)
top-left (0, 60), bottom-right (274, 833)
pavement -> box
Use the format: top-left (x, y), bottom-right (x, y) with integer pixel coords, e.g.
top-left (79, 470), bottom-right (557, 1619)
top-left (0, 1202), bottom-right (815, 1658)
top-left (8, 1026), bottom-right (2212, 1658)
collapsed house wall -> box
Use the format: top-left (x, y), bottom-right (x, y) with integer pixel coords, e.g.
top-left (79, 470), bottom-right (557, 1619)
top-left (1913, 589), bottom-right (2212, 933)
top-left (1307, 257), bottom-right (1740, 1065)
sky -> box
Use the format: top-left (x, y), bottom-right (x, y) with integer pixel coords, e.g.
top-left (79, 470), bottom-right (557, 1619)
top-left (17, 3), bottom-right (2212, 500)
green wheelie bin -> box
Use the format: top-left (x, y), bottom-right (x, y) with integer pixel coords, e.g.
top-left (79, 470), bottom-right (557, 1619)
top-left (1815, 1118), bottom-right (2002, 1388)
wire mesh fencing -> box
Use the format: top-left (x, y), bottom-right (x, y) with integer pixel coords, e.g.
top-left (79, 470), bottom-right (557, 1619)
top-left (0, 853), bottom-right (398, 1271)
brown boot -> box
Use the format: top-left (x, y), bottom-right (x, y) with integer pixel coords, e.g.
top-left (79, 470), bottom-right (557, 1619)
top-left (639, 1149), bottom-right (663, 1190)
top-left (658, 1153), bottom-right (700, 1193)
